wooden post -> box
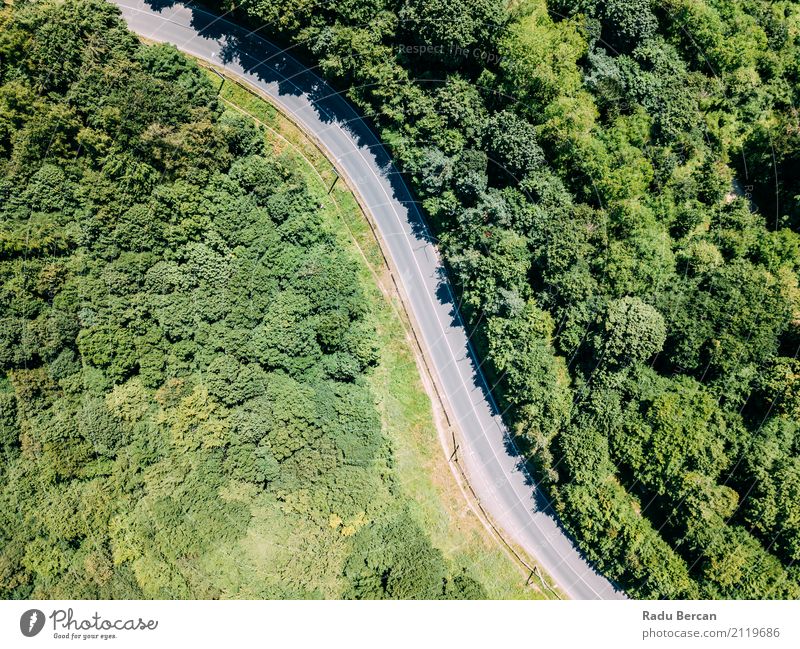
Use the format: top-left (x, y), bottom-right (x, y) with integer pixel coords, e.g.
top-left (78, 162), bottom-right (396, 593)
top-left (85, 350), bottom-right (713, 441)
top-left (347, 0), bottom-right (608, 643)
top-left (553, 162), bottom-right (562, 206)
top-left (328, 173), bottom-right (339, 194)
top-left (449, 430), bottom-right (459, 462)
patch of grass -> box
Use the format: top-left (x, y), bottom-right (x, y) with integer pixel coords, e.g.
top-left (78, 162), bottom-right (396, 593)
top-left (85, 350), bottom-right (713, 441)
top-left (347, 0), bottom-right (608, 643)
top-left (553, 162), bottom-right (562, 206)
top-left (202, 64), bottom-right (548, 599)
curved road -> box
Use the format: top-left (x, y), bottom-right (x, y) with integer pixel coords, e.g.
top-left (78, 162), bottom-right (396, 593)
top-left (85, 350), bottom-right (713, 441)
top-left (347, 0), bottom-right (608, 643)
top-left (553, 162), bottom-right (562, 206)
top-left (110, 0), bottom-right (624, 600)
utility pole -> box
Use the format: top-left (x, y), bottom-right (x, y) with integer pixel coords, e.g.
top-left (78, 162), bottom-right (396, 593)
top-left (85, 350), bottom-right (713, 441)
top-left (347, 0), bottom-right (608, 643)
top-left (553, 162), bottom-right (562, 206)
top-left (448, 430), bottom-right (459, 462)
top-left (208, 67), bottom-right (225, 94)
top-left (328, 172), bottom-right (339, 194)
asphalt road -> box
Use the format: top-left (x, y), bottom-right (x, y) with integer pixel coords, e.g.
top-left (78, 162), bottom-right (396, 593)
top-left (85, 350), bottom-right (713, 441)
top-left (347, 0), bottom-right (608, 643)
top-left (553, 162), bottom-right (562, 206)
top-left (109, 0), bottom-right (625, 600)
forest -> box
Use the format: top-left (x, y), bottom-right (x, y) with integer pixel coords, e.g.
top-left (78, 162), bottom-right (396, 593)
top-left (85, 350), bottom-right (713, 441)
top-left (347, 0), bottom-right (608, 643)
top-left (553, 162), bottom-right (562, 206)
top-left (200, 0), bottom-right (800, 598)
top-left (0, 0), bottom-right (489, 599)
top-left (3, 0), bottom-right (800, 601)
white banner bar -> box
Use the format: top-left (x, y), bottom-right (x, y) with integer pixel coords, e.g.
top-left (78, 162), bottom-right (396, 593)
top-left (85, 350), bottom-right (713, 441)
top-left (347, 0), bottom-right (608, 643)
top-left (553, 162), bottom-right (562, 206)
top-left (1, 600), bottom-right (799, 649)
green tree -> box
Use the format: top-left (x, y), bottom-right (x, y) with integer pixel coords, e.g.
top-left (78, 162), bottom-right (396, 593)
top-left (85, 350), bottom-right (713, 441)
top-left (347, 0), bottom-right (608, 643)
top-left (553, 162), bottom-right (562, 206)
top-left (599, 296), bottom-right (666, 367)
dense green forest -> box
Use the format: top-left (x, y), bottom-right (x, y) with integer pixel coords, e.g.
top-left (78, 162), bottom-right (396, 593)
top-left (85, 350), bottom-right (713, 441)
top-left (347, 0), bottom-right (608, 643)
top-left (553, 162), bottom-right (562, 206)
top-left (0, 0), bottom-right (493, 599)
top-left (3, 0), bottom-right (800, 601)
top-left (207, 0), bottom-right (800, 598)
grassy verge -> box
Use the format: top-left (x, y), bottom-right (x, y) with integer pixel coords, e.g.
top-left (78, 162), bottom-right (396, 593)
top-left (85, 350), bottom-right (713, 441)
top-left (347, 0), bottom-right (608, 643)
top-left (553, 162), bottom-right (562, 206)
top-left (202, 65), bottom-right (550, 599)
